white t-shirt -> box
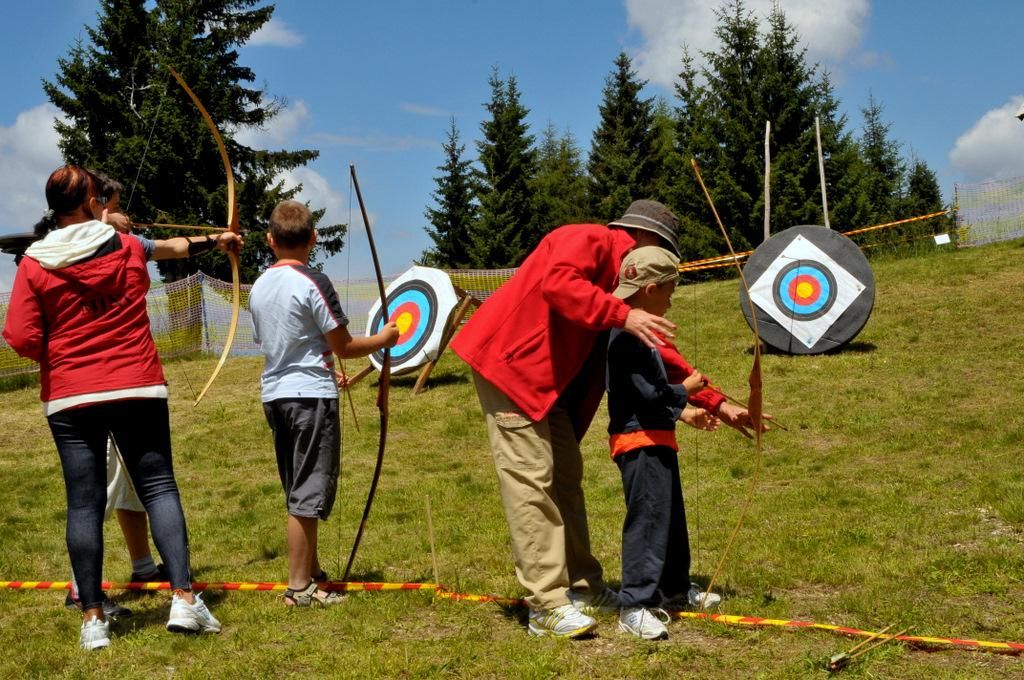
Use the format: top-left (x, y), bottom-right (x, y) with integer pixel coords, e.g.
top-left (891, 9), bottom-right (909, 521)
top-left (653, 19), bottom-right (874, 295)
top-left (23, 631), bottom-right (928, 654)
top-left (250, 263), bottom-right (348, 402)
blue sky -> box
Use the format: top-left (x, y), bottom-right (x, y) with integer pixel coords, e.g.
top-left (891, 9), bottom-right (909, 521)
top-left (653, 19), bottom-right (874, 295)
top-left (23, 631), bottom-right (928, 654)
top-left (2, 0), bottom-right (1023, 291)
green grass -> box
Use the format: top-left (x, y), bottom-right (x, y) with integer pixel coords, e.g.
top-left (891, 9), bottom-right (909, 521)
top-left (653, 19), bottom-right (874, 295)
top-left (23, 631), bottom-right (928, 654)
top-left (2, 240), bottom-right (1024, 678)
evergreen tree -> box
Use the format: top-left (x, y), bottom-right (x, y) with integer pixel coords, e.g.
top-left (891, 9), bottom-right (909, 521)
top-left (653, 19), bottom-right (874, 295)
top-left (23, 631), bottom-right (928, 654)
top-left (756, 4), bottom-right (821, 231)
top-left (42, 0), bottom-right (339, 282)
top-left (670, 49), bottom-right (722, 261)
top-left (815, 71), bottom-right (873, 232)
top-left (472, 70), bottom-right (537, 267)
top-left (859, 92), bottom-right (905, 226)
top-left (587, 52), bottom-right (659, 221)
top-left (898, 155), bottom-right (952, 241)
top-left (421, 117), bottom-right (478, 268)
top-left (699, 0), bottom-right (763, 251)
top-left (531, 123), bottom-right (589, 232)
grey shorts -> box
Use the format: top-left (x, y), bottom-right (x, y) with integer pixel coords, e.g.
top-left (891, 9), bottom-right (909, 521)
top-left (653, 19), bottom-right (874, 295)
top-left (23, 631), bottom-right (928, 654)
top-left (263, 398), bottom-right (340, 520)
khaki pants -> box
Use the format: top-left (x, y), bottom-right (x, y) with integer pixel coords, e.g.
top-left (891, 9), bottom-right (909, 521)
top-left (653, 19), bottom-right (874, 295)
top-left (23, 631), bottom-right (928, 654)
top-left (473, 371), bottom-right (605, 610)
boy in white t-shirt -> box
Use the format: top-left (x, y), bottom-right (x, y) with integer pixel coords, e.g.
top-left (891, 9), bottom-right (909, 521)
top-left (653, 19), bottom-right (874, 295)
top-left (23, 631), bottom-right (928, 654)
top-left (250, 200), bottom-right (398, 606)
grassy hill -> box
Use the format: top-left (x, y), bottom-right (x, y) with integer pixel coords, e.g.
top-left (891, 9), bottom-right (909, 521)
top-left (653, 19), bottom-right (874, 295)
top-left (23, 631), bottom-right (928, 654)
top-left (1, 239), bottom-right (1022, 678)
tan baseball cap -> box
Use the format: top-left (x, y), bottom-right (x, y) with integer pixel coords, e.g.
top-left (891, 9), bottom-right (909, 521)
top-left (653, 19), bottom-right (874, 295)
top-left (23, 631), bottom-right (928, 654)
top-left (612, 246), bottom-right (681, 299)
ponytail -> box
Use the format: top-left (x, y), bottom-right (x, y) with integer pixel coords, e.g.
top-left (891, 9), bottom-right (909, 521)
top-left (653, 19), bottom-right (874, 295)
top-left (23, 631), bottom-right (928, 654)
top-left (34, 165), bottom-right (106, 236)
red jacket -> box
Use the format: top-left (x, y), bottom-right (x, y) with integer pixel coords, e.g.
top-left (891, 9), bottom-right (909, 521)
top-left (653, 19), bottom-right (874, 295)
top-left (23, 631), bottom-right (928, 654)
top-left (3, 233), bottom-right (165, 402)
top-left (452, 224), bottom-right (635, 436)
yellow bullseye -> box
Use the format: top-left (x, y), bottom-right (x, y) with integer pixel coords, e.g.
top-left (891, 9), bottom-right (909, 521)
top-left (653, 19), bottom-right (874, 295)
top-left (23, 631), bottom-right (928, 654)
top-left (796, 281), bottom-right (814, 300)
top-left (395, 312), bottom-right (414, 335)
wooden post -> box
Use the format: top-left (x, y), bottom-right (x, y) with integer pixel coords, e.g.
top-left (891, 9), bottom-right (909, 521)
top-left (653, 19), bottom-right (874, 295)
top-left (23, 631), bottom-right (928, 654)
top-left (816, 116), bottom-right (831, 229)
top-left (764, 120), bottom-right (771, 243)
top-left (411, 287), bottom-right (478, 396)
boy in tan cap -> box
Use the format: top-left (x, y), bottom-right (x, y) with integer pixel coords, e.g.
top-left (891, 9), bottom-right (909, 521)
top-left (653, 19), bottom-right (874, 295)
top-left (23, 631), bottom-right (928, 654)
top-left (605, 245), bottom-right (727, 640)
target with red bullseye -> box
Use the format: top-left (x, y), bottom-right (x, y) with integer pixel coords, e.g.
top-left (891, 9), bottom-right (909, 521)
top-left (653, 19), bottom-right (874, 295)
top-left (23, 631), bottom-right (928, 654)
top-left (366, 266), bottom-right (459, 373)
top-left (740, 225), bottom-right (875, 354)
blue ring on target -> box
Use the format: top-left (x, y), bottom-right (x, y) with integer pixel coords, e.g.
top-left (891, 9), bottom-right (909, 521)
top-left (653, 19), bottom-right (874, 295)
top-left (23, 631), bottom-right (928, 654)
top-left (370, 281), bottom-right (438, 368)
top-left (772, 261), bottom-right (837, 321)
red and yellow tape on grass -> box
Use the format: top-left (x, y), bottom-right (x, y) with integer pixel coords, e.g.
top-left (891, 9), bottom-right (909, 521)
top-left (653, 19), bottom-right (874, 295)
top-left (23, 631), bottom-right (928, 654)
top-left (3, 579), bottom-right (1020, 654)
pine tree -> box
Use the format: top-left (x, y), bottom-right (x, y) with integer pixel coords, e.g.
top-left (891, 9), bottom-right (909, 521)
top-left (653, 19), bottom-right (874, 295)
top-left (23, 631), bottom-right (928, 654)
top-left (898, 155), bottom-right (952, 242)
top-left (472, 70), bottom-right (537, 267)
top-left (422, 118), bottom-right (478, 268)
top-left (756, 4), bottom-right (821, 231)
top-left (670, 49), bottom-right (722, 261)
top-left (42, 0), bottom-right (338, 282)
top-left (531, 123), bottom-right (589, 233)
top-left (587, 52), bottom-right (659, 221)
top-left (815, 71), bottom-right (873, 232)
top-left (859, 92), bottom-right (905, 226)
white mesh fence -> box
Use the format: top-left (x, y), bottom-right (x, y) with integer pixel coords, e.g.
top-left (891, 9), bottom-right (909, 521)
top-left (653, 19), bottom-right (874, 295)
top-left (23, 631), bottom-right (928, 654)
top-left (955, 176), bottom-right (1024, 246)
top-left (1, 268), bottom-right (518, 379)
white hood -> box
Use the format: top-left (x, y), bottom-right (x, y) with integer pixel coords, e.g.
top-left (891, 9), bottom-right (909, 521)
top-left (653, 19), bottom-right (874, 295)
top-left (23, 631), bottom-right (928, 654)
top-left (24, 220), bottom-right (116, 270)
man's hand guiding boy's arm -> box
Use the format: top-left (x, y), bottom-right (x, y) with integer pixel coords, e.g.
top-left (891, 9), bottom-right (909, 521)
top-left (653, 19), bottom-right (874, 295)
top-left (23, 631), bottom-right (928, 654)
top-left (623, 308), bottom-right (676, 348)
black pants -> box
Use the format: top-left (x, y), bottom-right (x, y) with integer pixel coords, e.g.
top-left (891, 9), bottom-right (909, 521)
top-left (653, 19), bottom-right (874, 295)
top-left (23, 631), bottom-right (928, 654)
top-left (616, 445), bottom-right (690, 608)
top-left (47, 399), bottom-right (192, 610)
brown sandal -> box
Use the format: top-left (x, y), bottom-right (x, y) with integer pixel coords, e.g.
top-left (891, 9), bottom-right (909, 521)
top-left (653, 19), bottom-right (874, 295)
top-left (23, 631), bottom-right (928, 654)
top-left (283, 578), bottom-right (346, 607)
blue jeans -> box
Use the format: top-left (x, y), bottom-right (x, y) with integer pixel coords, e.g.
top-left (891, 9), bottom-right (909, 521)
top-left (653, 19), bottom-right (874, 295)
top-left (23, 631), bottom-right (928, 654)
top-left (47, 399), bottom-right (192, 610)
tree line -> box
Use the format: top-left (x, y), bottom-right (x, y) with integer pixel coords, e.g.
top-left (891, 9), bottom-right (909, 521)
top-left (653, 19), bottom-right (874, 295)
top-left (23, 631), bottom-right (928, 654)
top-left (422, 1), bottom-right (950, 269)
top-left (43, 1), bottom-right (948, 282)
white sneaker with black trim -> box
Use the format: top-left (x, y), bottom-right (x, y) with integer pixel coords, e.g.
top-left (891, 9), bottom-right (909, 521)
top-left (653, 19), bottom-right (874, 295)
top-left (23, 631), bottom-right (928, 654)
top-left (568, 587), bottom-right (620, 615)
top-left (528, 604), bottom-right (597, 638)
top-left (80, 615), bottom-right (110, 650)
top-left (166, 593), bottom-right (221, 634)
top-left (618, 606), bottom-right (670, 640)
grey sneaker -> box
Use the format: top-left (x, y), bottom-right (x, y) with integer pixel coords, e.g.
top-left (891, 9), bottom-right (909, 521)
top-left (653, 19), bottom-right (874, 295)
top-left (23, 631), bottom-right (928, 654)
top-left (528, 604), bottom-right (597, 638)
top-left (166, 593), bottom-right (221, 634)
top-left (80, 615), bottom-right (110, 650)
top-left (568, 587), bottom-right (620, 615)
top-left (618, 606), bottom-right (670, 640)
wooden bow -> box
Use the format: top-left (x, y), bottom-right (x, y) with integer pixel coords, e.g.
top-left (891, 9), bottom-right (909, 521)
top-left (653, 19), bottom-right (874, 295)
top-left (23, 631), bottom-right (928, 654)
top-left (165, 66), bottom-right (242, 407)
top-left (691, 158), bottom-right (764, 606)
top-left (341, 164), bottom-right (391, 581)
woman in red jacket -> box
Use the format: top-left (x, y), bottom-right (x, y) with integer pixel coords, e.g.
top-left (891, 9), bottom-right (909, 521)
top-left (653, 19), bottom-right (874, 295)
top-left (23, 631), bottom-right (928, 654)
top-left (3, 166), bottom-right (237, 650)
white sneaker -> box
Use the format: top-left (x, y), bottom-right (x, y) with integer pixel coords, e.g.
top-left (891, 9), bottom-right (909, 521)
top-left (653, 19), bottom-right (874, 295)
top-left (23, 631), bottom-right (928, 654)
top-left (167, 593), bottom-right (221, 634)
top-left (618, 607), bottom-right (670, 640)
top-left (528, 604), bottom-right (597, 638)
top-left (687, 584), bottom-right (722, 610)
top-left (80, 615), bottom-right (110, 650)
top-left (661, 583), bottom-right (722, 612)
top-left (568, 587), bottom-right (620, 615)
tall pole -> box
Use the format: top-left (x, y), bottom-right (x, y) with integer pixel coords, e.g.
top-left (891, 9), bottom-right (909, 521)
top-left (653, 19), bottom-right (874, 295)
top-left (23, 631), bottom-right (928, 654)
top-left (816, 116), bottom-right (831, 229)
top-left (764, 121), bottom-right (771, 243)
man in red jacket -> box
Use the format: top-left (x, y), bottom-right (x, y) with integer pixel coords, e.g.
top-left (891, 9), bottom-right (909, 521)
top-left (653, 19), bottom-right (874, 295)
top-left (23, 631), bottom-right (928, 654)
top-left (451, 199), bottom-right (681, 637)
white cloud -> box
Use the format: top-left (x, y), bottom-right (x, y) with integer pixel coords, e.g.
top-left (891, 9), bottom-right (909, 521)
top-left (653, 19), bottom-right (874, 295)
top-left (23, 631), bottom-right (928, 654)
top-left (0, 104), bottom-right (65, 291)
top-left (235, 100), bottom-right (310, 148)
top-left (949, 96), bottom-right (1024, 182)
top-left (248, 18), bottom-right (304, 47)
top-left (0, 104), bottom-right (65, 231)
top-left (625, 0), bottom-right (870, 89)
top-left (277, 166), bottom-right (348, 229)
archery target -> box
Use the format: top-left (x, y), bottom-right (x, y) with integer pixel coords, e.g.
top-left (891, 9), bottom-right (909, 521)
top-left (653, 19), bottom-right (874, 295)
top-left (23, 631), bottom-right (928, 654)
top-left (741, 225), bottom-right (875, 354)
top-left (367, 266), bottom-right (459, 374)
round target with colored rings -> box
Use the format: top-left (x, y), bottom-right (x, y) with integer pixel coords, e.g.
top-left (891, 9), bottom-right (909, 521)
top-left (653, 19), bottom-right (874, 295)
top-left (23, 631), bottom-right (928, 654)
top-left (772, 260), bottom-right (837, 320)
top-left (366, 266), bottom-right (459, 374)
top-left (740, 225), bottom-right (875, 355)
